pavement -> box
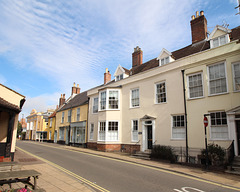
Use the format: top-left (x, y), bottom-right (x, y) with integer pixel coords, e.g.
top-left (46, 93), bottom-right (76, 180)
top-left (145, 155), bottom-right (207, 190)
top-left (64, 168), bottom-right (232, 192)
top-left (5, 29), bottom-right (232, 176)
top-left (1, 141), bottom-right (240, 192)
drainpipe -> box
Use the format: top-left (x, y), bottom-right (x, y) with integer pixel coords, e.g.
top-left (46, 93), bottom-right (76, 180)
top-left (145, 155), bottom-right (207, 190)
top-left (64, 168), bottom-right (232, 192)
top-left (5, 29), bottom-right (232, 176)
top-left (181, 70), bottom-right (188, 163)
top-left (86, 97), bottom-right (90, 148)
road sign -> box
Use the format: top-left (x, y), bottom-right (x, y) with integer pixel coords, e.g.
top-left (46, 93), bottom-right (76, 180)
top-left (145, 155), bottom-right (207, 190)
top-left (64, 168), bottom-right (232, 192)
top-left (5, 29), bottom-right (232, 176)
top-left (203, 116), bottom-right (208, 127)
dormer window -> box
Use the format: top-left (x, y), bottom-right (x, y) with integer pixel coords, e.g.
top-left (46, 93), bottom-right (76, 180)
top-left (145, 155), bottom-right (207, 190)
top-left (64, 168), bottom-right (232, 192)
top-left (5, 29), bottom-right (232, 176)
top-left (161, 56), bottom-right (169, 65)
top-left (208, 25), bottom-right (231, 49)
top-left (212, 35), bottom-right (228, 48)
top-left (116, 74), bottom-right (123, 81)
top-left (114, 64), bottom-right (129, 81)
top-left (157, 48), bottom-right (174, 66)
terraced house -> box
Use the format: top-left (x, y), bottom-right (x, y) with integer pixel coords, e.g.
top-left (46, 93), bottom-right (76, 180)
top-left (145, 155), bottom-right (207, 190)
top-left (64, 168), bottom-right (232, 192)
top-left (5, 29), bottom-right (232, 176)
top-left (87, 11), bottom-right (240, 162)
top-left (56, 83), bottom-right (89, 146)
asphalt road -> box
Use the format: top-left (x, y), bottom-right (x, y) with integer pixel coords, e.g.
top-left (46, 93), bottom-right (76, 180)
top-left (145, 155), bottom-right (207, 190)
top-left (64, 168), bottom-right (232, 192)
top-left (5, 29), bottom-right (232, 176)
top-left (16, 141), bottom-right (239, 192)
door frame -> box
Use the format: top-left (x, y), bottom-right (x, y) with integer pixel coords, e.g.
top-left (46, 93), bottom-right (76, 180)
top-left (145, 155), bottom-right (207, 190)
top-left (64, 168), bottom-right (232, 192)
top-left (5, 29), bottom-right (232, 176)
top-left (141, 120), bottom-right (155, 151)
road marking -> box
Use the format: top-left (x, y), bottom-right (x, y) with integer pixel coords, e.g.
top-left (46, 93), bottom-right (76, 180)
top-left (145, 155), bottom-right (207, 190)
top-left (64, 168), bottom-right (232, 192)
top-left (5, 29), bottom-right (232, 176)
top-left (174, 187), bottom-right (205, 192)
top-left (16, 146), bottom-right (110, 192)
top-left (19, 141), bottom-right (240, 192)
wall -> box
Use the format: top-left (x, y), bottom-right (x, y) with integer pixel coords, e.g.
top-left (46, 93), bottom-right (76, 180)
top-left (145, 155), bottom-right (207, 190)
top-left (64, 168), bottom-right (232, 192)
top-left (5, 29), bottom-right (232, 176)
top-left (0, 112), bottom-right (9, 142)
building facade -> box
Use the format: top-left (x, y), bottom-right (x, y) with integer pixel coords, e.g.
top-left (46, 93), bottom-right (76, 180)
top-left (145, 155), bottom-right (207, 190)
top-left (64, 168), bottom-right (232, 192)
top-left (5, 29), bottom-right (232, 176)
top-left (56, 83), bottom-right (89, 146)
top-left (0, 84), bottom-right (25, 161)
top-left (87, 11), bottom-right (240, 160)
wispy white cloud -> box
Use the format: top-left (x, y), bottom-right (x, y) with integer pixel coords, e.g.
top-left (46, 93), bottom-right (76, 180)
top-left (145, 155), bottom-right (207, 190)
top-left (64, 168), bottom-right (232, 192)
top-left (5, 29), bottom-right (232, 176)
top-left (1, 0), bottom-right (238, 113)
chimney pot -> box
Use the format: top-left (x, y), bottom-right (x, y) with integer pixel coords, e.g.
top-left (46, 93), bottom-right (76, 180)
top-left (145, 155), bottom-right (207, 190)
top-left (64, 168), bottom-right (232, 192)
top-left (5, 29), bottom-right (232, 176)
top-left (73, 82), bottom-right (76, 87)
top-left (196, 11), bottom-right (199, 17)
top-left (77, 84), bottom-right (79, 88)
top-left (191, 15), bottom-right (195, 20)
top-left (200, 10), bottom-right (204, 16)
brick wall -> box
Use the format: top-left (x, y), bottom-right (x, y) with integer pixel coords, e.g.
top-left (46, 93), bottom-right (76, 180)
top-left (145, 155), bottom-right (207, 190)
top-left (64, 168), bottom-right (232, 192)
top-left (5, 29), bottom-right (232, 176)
top-left (121, 144), bottom-right (140, 154)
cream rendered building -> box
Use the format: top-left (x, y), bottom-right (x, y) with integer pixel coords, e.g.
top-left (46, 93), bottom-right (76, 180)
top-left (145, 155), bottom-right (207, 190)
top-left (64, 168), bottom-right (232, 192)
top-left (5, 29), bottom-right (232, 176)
top-left (0, 84), bottom-right (25, 161)
top-left (87, 11), bottom-right (240, 161)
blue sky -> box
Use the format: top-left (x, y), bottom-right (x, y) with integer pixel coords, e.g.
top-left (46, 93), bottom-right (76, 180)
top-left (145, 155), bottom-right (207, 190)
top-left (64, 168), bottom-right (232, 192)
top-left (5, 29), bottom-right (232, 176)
top-left (0, 0), bottom-right (239, 118)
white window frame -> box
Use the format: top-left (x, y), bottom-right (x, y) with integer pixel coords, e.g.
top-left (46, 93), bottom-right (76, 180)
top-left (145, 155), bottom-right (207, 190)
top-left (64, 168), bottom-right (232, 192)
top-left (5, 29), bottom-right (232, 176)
top-left (98, 120), bottom-right (119, 141)
top-left (108, 121), bottom-right (119, 141)
top-left (99, 89), bottom-right (120, 111)
top-left (210, 34), bottom-right (229, 49)
top-left (68, 110), bottom-right (71, 122)
top-left (116, 74), bottom-right (123, 81)
top-left (131, 120), bottom-right (139, 142)
top-left (155, 81), bottom-right (167, 104)
top-left (98, 121), bottom-right (106, 141)
top-left (99, 91), bottom-right (107, 110)
top-left (232, 62), bottom-right (240, 92)
top-left (61, 112), bottom-right (64, 123)
top-left (49, 131), bottom-right (51, 140)
top-left (92, 97), bottom-right (99, 113)
top-left (209, 111), bottom-right (229, 140)
top-left (90, 123), bottom-right (94, 140)
top-left (207, 61), bottom-right (228, 96)
top-left (160, 56), bottom-right (169, 66)
top-left (187, 72), bottom-right (204, 99)
top-left (130, 88), bottom-right (140, 108)
top-left (171, 115), bottom-right (185, 140)
top-left (76, 108), bottom-right (80, 121)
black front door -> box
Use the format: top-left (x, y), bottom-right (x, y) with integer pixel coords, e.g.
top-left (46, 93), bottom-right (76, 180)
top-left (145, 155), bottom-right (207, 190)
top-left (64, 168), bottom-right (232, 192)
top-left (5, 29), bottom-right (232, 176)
top-left (147, 125), bottom-right (152, 149)
top-left (236, 120), bottom-right (240, 154)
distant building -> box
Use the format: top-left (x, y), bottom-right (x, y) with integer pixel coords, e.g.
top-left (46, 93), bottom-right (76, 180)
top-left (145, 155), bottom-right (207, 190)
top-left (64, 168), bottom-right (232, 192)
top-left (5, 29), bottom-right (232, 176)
top-left (26, 109), bottom-right (54, 141)
top-left (0, 83), bottom-right (25, 161)
top-left (55, 83), bottom-right (89, 146)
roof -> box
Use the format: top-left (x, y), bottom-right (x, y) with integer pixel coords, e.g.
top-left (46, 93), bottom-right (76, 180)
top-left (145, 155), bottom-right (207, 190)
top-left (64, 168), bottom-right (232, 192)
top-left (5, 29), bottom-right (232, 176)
top-left (131, 26), bottom-right (239, 75)
top-left (0, 84), bottom-right (25, 98)
top-left (49, 110), bottom-right (57, 118)
top-left (0, 97), bottom-right (21, 113)
top-left (58, 91), bottom-right (88, 112)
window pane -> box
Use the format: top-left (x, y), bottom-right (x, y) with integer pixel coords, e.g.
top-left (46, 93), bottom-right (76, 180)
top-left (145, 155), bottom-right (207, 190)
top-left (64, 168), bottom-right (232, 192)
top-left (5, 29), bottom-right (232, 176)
top-left (156, 82), bottom-right (166, 103)
top-left (131, 89), bottom-right (139, 107)
top-left (209, 63), bottom-right (227, 95)
top-left (109, 91), bottom-right (119, 109)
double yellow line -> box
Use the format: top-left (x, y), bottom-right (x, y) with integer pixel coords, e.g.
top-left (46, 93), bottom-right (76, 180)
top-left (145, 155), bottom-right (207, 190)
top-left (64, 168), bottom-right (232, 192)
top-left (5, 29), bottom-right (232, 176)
top-left (18, 142), bottom-right (240, 192)
top-left (16, 146), bottom-right (110, 192)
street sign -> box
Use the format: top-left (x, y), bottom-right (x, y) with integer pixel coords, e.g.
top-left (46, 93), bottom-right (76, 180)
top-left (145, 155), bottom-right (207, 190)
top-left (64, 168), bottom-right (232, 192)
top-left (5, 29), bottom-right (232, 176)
top-left (203, 116), bottom-right (208, 127)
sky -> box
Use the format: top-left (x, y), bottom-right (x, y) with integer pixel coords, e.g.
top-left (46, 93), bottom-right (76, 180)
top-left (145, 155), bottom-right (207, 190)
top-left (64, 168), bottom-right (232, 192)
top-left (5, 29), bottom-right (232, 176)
top-left (0, 0), bottom-right (239, 118)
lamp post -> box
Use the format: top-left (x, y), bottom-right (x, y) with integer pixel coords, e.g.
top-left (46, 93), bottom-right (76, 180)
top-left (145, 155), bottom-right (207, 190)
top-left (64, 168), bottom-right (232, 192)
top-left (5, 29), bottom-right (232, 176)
top-left (204, 114), bottom-right (210, 169)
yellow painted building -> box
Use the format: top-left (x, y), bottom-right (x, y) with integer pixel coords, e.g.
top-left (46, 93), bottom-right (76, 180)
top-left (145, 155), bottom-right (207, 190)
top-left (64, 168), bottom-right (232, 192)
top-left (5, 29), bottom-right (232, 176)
top-left (56, 84), bottom-right (89, 146)
top-left (26, 109), bottom-right (54, 141)
top-left (47, 110), bottom-right (57, 142)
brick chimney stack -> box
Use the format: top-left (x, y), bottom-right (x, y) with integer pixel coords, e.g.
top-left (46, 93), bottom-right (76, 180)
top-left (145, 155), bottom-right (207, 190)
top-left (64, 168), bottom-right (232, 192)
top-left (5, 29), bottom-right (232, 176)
top-left (190, 11), bottom-right (207, 44)
top-left (72, 82), bottom-right (80, 95)
top-left (104, 68), bottom-right (111, 85)
top-left (59, 94), bottom-right (66, 107)
top-left (132, 46), bottom-right (143, 68)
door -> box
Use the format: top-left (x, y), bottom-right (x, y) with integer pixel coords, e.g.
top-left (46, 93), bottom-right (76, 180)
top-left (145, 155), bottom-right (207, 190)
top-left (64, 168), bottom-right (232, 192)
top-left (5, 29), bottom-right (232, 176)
top-left (236, 120), bottom-right (240, 154)
top-left (66, 128), bottom-right (69, 145)
top-left (147, 125), bottom-right (153, 149)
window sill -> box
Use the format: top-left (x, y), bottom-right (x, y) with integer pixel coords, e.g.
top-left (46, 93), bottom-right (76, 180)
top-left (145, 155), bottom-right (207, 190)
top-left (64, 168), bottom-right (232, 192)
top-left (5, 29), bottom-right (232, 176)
top-left (208, 92), bottom-right (229, 97)
top-left (170, 138), bottom-right (185, 141)
top-left (155, 102), bottom-right (167, 105)
top-left (209, 139), bottom-right (231, 141)
top-left (187, 96), bottom-right (205, 101)
top-left (130, 106), bottom-right (140, 109)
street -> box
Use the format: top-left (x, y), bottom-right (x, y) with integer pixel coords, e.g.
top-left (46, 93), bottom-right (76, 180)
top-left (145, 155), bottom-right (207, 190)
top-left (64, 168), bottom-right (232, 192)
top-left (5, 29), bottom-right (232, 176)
top-left (16, 140), bottom-right (240, 192)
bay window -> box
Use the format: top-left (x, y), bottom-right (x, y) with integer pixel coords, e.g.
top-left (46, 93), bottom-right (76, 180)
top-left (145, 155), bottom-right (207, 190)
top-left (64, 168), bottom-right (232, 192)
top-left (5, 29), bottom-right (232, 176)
top-left (99, 89), bottom-right (119, 111)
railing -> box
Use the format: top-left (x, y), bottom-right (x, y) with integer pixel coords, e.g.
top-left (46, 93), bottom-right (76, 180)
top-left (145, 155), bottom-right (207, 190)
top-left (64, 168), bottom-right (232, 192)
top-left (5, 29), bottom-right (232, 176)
top-left (225, 140), bottom-right (235, 165)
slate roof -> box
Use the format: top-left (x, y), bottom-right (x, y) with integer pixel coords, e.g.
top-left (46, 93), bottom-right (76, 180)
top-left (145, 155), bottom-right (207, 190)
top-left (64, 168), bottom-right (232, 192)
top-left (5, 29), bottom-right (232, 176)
top-left (58, 91), bottom-right (88, 112)
top-left (0, 97), bottom-right (21, 113)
